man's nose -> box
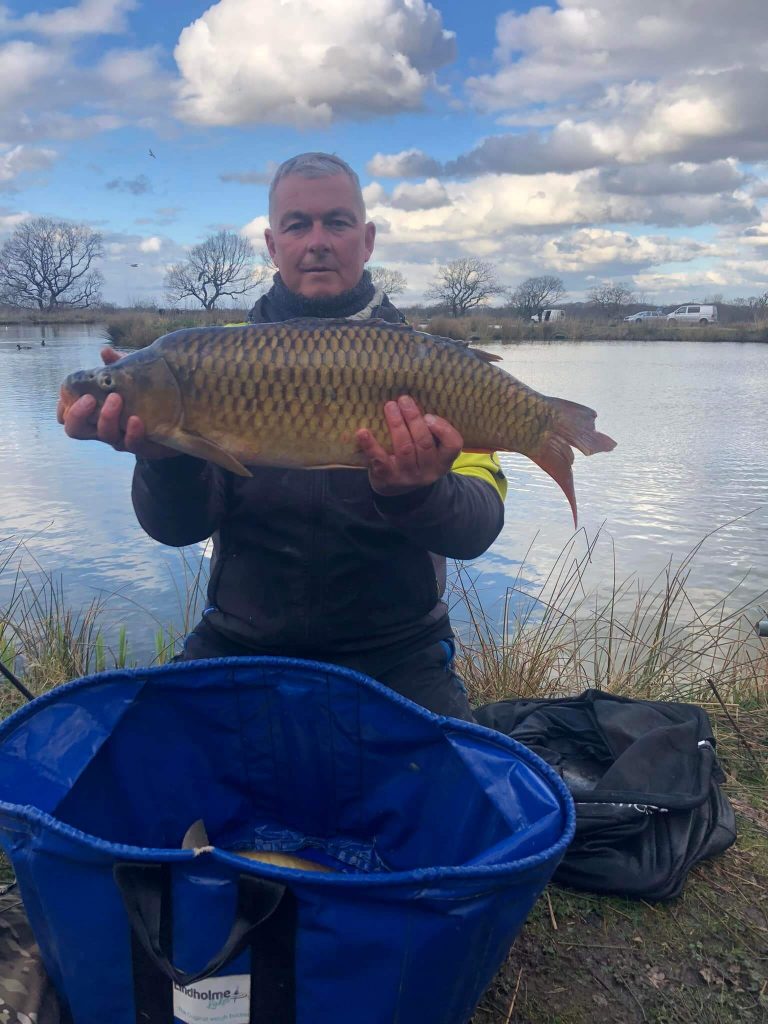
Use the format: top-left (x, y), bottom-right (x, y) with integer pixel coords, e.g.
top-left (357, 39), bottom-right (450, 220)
top-left (306, 222), bottom-right (331, 251)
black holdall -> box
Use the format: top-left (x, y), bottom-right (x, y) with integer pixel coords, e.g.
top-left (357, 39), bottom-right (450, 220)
top-left (475, 689), bottom-right (737, 901)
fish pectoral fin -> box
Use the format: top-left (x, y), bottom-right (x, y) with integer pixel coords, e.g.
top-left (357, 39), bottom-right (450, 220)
top-left (159, 429), bottom-right (252, 477)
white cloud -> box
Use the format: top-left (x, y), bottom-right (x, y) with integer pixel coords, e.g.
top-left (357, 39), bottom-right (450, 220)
top-left (0, 207), bottom-right (30, 234)
top-left (390, 178), bottom-right (451, 211)
top-left (367, 149), bottom-right (442, 178)
top-left (537, 228), bottom-right (709, 274)
top-left (0, 41), bottom-right (63, 110)
top-left (362, 183), bottom-right (388, 209)
top-left (0, 0), bottom-right (137, 38)
top-left (366, 170), bottom-right (755, 244)
top-left (241, 215), bottom-right (269, 248)
top-left (0, 36), bottom-right (169, 147)
top-left (174, 0), bottom-right (456, 127)
top-left (139, 236), bottom-right (162, 253)
top-left (474, 0), bottom-right (767, 107)
top-left (0, 143), bottom-right (56, 188)
top-left (466, 1), bottom-right (768, 166)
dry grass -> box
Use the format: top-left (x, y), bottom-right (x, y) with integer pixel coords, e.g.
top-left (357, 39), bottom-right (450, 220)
top-left (0, 540), bottom-right (209, 718)
top-left (409, 313), bottom-right (768, 344)
top-left (451, 526), bottom-right (768, 711)
top-left (104, 308), bottom-right (249, 349)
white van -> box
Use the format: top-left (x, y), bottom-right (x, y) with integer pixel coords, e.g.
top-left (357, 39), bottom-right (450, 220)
top-left (531, 309), bottom-right (565, 322)
top-left (666, 304), bottom-right (718, 324)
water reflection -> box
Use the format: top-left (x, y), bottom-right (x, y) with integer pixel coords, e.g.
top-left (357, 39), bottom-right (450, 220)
top-left (1, 324), bottom-right (766, 662)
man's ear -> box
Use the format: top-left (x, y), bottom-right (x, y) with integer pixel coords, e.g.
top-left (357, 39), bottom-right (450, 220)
top-left (363, 221), bottom-right (376, 262)
top-left (265, 228), bottom-right (277, 263)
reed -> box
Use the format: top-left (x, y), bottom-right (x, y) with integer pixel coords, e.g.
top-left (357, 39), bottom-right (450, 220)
top-left (104, 309), bottom-right (249, 350)
top-left (407, 313), bottom-right (768, 344)
top-left (0, 541), bottom-right (209, 719)
top-left (1, 531), bottom-right (766, 720)
top-left (449, 526), bottom-right (768, 710)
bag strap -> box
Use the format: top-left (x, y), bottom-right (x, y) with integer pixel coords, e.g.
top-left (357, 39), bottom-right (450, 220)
top-left (114, 862), bottom-right (297, 1023)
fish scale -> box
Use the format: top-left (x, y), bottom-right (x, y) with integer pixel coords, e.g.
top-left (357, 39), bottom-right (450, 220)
top-left (60, 317), bottom-right (616, 524)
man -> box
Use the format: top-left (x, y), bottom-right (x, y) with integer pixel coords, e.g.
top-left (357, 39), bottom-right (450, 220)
top-left (59, 152), bottom-right (507, 721)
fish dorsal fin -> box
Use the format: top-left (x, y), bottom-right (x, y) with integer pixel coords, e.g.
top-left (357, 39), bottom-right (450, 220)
top-left (466, 347), bottom-right (503, 363)
top-left (276, 316), bottom-right (413, 331)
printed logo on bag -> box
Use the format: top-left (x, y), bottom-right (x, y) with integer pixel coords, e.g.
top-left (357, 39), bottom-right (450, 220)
top-left (173, 974), bottom-right (250, 1024)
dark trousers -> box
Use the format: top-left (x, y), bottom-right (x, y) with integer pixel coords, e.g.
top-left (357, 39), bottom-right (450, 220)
top-left (180, 620), bottom-right (475, 722)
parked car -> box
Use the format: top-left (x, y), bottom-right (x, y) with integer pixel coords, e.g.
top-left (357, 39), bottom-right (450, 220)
top-left (666, 304), bottom-right (718, 324)
top-left (531, 309), bottom-right (565, 322)
top-left (624, 310), bottom-right (665, 322)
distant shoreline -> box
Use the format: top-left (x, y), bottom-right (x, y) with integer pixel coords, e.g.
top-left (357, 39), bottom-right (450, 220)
top-left (1, 311), bottom-right (766, 345)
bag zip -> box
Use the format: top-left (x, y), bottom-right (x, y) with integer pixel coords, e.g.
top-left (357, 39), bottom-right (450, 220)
top-left (576, 801), bottom-right (669, 815)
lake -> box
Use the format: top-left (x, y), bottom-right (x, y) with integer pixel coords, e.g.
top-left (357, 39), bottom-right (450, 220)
top-left (1, 322), bottom-right (766, 662)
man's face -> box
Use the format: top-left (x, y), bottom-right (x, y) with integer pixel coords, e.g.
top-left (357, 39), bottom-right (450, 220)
top-left (265, 173), bottom-right (376, 299)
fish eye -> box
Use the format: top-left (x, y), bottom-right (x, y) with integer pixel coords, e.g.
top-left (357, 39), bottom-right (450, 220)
top-left (99, 372), bottom-right (114, 389)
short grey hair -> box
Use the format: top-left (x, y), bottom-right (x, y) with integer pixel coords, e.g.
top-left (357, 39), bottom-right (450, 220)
top-left (268, 152), bottom-right (366, 223)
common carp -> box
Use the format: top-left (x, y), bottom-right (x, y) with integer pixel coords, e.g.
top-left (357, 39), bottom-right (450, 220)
top-left (60, 317), bottom-right (616, 524)
top-left (235, 849), bottom-right (334, 873)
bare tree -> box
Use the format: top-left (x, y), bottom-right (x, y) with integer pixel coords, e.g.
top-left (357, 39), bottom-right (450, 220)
top-left (740, 292), bottom-right (768, 323)
top-left (426, 257), bottom-right (504, 317)
top-left (587, 282), bottom-right (636, 319)
top-left (165, 231), bottom-right (268, 310)
top-left (507, 275), bottom-right (566, 320)
top-left (0, 217), bottom-right (103, 310)
top-left (368, 266), bottom-right (408, 296)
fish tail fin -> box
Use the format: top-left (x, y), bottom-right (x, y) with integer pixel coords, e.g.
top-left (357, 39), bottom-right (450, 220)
top-left (529, 398), bottom-right (617, 527)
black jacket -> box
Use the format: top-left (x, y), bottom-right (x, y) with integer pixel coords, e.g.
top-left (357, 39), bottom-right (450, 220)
top-left (131, 288), bottom-right (505, 661)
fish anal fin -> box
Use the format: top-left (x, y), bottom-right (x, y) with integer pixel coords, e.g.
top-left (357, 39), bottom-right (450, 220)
top-left (550, 397), bottom-right (617, 456)
top-left (156, 430), bottom-right (252, 476)
top-left (530, 434), bottom-right (578, 527)
top-left (527, 397), bottom-right (617, 526)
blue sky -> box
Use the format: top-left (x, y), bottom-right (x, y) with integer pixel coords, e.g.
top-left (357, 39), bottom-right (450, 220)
top-left (2, 0), bottom-right (768, 308)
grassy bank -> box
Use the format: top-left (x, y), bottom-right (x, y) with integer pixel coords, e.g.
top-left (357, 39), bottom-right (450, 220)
top-left (1, 540), bottom-right (766, 1018)
top-left (452, 535), bottom-right (768, 1022)
top-left (104, 308), bottom-right (249, 349)
top-left (6, 305), bottom-right (764, 346)
top-left (0, 307), bottom-right (103, 326)
top-left (416, 314), bottom-right (768, 344)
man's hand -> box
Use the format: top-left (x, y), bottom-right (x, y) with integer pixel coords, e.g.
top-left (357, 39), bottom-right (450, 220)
top-left (356, 395), bottom-right (463, 497)
top-left (57, 346), bottom-right (178, 460)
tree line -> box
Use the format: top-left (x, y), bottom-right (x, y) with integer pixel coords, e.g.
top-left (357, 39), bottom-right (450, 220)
top-left (2, 217), bottom-right (767, 320)
top-left (0, 217), bottom-right (411, 312)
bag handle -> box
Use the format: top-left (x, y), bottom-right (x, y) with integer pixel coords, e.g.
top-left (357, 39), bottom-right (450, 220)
top-left (113, 862), bottom-right (288, 987)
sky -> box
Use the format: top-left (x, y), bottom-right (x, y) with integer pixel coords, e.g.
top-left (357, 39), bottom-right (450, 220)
top-left (2, 0), bottom-right (768, 308)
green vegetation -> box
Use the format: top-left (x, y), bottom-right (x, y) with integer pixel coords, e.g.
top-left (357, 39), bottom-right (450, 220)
top-left (0, 535), bottom-right (766, 1017)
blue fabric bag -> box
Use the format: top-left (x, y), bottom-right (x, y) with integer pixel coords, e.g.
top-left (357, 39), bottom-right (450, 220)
top-left (0, 657), bottom-right (574, 1024)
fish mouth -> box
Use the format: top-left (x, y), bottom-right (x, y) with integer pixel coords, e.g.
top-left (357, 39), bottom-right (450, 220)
top-left (58, 383), bottom-right (79, 415)
top-left (59, 371), bottom-right (100, 412)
